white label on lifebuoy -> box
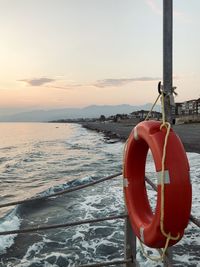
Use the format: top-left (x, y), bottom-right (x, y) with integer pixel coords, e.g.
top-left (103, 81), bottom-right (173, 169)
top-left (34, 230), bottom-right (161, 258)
top-left (133, 128), bottom-right (139, 140)
top-left (123, 178), bottom-right (129, 187)
top-left (140, 227), bottom-right (144, 242)
top-left (157, 170), bottom-right (170, 184)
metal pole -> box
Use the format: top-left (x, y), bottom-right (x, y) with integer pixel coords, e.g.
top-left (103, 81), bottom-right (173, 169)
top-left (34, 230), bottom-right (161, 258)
top-left (163, 1), bottom-right (174, 265)
top-left (163, 0), bottom-right (173, 124)
top-left (163, 248), bottom-right (173, 267)
top-left (124, 216), bottom-right (138, 267)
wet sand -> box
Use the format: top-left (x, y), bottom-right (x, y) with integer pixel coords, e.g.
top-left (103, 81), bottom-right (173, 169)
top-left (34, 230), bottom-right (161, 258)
top-left (82, 121), bottom-right (200, 154)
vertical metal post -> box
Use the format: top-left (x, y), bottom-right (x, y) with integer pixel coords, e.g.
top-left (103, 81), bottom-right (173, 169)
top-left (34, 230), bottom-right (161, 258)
top-left (163, 248), bottom-right (173, 267)
top-left (163, 0), bottom-right (173, 124)
top-left (124, 216), bottom-right (138, 267)
top-left (163, 1), bottom-right (174, 265)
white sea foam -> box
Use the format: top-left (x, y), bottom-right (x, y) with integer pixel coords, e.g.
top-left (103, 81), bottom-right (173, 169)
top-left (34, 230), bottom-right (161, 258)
top-left (0, 210), bottom-right (21, 254)
top-left (24, 241), bottom-right (45, 260)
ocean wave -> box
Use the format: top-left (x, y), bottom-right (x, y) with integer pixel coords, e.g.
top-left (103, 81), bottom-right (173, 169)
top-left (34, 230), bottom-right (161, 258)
top-left (0, 210), bottom-right (21, 255)
top-left (0, 146), bottom-right (17, 151)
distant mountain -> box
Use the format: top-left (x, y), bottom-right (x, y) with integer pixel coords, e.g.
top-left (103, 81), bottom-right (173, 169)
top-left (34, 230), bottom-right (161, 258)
top-left (0, 104), bottom-right (160, 122)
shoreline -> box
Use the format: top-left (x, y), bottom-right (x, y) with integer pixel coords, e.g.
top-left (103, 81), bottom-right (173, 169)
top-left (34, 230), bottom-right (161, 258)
top-left (81, 121), bottom-right (200, 154)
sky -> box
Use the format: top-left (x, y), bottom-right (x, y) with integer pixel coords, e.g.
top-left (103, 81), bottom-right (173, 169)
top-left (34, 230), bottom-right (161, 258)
top-left (0, 0), bottom-right (200, 115)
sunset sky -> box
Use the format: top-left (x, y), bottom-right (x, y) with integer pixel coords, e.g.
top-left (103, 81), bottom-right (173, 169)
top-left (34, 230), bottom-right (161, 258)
top-left (0, 0), bottom-right (200, 115)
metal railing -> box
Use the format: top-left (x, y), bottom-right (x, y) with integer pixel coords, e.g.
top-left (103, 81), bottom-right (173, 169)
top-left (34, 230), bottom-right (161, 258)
top-left (0, 172), bottom-right (122, 209)
top-left (0, 214), bottom-right (127, 236)
top-left (145, 176), bottom-right (200, 228)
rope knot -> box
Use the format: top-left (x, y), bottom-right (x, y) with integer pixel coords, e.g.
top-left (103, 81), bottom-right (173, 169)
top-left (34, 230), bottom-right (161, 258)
top-left (160, 122), bottom-right (171, 131)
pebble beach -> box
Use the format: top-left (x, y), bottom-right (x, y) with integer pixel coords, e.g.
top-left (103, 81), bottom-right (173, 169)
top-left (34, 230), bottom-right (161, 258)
top-left (82, 121), bottom-right (200, 154)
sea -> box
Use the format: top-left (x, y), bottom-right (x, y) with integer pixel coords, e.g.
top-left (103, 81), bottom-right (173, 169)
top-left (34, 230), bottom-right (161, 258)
top-left (0, 122), bottom-right (199, 267)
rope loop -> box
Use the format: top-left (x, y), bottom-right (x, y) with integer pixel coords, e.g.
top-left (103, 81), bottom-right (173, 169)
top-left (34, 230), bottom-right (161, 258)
top-left (159, 103), bottom-right (180, 242)
top-left (160, 121), bottom-right (170, 131)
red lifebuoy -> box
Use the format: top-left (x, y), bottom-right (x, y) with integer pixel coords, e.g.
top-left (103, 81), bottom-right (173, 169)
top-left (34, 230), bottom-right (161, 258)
top-left (123, 120), bottom-right (192, 248)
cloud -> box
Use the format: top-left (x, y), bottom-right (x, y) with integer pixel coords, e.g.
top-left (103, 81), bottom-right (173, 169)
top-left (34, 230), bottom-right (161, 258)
top-left (20, 77), bottom-right (56, 86)
top-left (19, 77), bottom-right (83, 90)
top-left (47, 85), bottom-right (72, 91)
top-left (94, 77), bottom-right (160, 88)
top-left (19, 76), bottom-right (160, 90)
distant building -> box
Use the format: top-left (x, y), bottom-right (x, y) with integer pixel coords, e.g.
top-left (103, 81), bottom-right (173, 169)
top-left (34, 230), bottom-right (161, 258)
top-left (175, 97), bottom-right (200, 123)
top-left (175, 102), bottom-right (182, 116)
top-left (175, 98), bottom-right (200, 116)
top-left (107, 113), bottom-right (129, 122)
top-left (130, 110), bottom-right (162, 120)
